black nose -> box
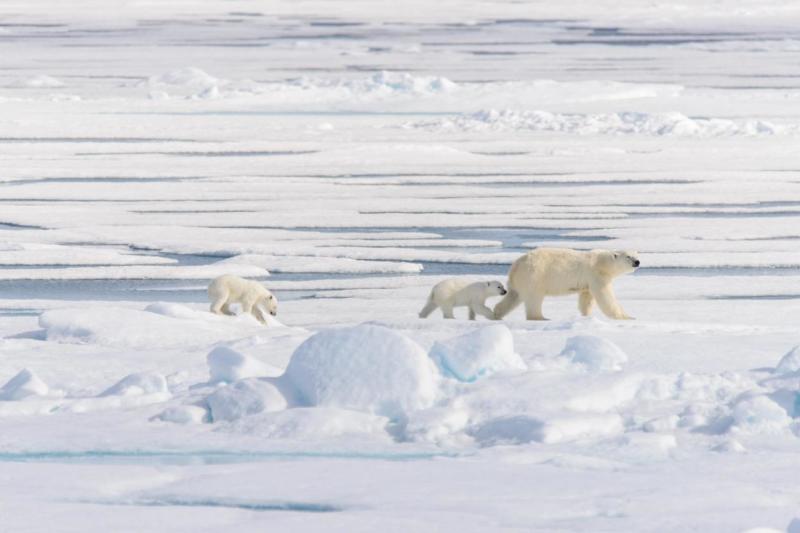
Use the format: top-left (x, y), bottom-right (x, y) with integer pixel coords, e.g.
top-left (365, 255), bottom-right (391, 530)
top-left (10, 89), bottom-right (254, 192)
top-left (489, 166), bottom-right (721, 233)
top-left (633, 260), bottom-right (640, 267)
top-left (500, 289), bottom-right (507, 295)
top-left (271, 311), bottom-right (277, 316)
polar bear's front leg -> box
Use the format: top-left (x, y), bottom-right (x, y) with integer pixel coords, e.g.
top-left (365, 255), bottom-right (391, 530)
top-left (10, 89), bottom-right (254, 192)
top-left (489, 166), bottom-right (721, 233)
top-left (578, 290), bottom-right (594, 316)
top-left (590, 282), bottom-right (632, 320)
top-left (210, 295), bottom-right (231, 315)
top-left (242, 298), bottom-right (267, 324)
top-left (470, 302), bottom-right (495, 321)
top-left (419, 298), bottom-right (438, 319)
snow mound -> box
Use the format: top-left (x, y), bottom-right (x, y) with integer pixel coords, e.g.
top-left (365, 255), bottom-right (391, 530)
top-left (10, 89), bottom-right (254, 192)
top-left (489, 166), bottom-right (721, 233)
top-left (156, 405), bottom-right (209, 425)
top-left (205, 379), bottom-right (287, 422)
top-left (207, 346), bottom-right (278, 383)
top-left (10, 74), bottom-right (65, 88)
top-left (0, 369), bottom-right (49, 401)
top-left (228, 407), bottom-right (389, 440)
top-left (409, 109), bottom-right (790, 137)
top-left (100, 372), bottom-right (168, 397)
top-left (560, 336), bottom-right (629, 372)
top-left (282, 324), bottom-right (438, 419)
top-left (730, 394), bottom-right (792, 435)
top-left (430, 325), bottom-right (527, 382)
top-left (774, 345), bottom-right (800, 374)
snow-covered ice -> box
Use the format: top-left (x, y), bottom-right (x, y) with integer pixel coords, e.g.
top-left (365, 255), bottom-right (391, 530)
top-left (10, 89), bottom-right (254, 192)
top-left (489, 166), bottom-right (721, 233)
top-left (430, 324), bottom-right (526, 382)
top-left (3, 0), bottom-right (800, 531)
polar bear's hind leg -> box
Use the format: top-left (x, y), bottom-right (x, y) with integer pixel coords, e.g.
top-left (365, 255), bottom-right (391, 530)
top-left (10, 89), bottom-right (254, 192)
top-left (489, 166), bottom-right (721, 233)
top-left (578, 290), bottom-right (594, 316)
top-left (524, 292), bottom-right (547, 320)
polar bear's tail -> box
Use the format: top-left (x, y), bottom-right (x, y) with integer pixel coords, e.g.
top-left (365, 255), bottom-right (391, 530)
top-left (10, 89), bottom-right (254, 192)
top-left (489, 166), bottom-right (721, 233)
top-left (419, 292), bottom-right (437, 318)
top-left (493, 289), bottom-right (520, 319)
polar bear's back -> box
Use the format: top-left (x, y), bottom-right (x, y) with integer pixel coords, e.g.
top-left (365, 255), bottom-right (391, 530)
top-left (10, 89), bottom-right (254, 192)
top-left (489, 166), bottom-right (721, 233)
top-left (430, 278), bottom-right (474, 305)
top-left (208, 274), bottom-right (264, 300)
top-left (509, 248), bottom-right (596, 296)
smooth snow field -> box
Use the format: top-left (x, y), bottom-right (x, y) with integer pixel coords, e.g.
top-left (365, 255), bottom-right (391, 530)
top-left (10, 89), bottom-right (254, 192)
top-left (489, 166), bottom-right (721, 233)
top-left (3, 1), bottom-right (800, 531)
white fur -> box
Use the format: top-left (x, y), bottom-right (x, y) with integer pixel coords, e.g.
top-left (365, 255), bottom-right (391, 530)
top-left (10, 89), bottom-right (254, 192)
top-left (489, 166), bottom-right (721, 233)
top-left (419, 279), bottom-right (507, 320)
top-left (493, 248), bottom-right (639, 321)
top-left (208, 274), bottom-right (277, 325)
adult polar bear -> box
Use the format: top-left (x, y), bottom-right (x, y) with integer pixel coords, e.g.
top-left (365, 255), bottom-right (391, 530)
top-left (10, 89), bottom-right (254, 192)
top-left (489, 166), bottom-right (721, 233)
top-left (493, 248), bottom-right (640, 320)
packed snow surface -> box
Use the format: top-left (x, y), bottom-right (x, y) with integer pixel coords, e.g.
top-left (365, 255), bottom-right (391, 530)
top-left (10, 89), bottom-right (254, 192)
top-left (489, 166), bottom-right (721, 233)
top-left (3, 0), bottom-right (800, 531)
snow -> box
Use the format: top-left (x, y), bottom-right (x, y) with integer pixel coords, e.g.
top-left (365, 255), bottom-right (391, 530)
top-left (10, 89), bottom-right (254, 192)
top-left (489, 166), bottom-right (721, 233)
top-left (282, 324), bottom-right (438, 419)
top-left (430, 325), bottom-right (527, 382)
top-left (0, 369), bottom-right (49, 401)
top-left (205, 379), bottom-right (288, 423)
top-left (774, 346), bottom-right (800, 374)
top-left (410, 109), bottom-right (793, 137)
top-left (559, 335), bottom-right (629, 372)
top-left (99, 371), bottom-right (168, 397)
top-left (155, 405), bottom-right (208, 425)
top-left (3, 0), bottom-right (800, 530)
top-left (206, 346), bottom-right (278, 383)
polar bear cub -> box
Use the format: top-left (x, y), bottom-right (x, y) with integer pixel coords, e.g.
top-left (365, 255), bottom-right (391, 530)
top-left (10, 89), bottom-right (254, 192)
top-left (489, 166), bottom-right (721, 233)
top-left (208, 274), bottom-right (277, 325)
top-left (419, 279), bottom-right (507, 320)
top-left (493, 247), bottom-right (639, 321)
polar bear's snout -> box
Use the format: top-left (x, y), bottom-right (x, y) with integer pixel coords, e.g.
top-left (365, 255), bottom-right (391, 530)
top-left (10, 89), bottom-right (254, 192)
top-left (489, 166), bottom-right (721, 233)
top-left (632, 259), bottom-right (640, 268)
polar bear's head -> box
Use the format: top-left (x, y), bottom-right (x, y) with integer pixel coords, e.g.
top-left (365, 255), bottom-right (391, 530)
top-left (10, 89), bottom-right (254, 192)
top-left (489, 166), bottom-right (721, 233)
top-left (595, 250), bottom-right (640, 276)
top-left (485, 280), bottom-right (508, 297)
top-left (260, 292), bottom-right (278, 316)
top-left (611, 250), bottom-right (640, 274)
